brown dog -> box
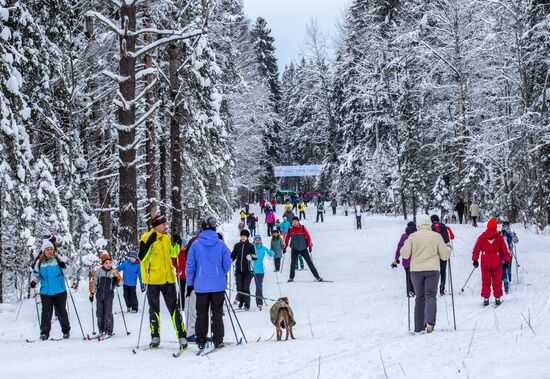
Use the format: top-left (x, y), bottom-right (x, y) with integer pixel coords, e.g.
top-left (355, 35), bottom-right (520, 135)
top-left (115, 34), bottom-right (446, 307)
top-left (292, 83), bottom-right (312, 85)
top-left (270, 297), bottom-right (296, 341)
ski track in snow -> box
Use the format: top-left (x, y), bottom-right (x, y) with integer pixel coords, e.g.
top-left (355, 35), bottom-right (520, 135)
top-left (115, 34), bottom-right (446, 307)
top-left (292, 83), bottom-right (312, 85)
top-left (1, 207), bottom-right (550, 378)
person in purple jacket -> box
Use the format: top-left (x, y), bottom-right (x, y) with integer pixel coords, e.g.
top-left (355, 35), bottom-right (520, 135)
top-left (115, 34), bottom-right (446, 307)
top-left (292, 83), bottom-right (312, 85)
top-left (186, 215), bottom-right (232, 351)
top-left (391, 221), bottom-right (417, 297)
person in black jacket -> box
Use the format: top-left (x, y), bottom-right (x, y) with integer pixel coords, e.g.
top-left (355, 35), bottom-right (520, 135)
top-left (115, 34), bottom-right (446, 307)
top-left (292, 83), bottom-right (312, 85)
top-left (231, 230), bottom-right (257, 310)
top-left (455, 199), bottom-right (465, 224)
top-left (430, 215), bottom-right (451, 296)
top-left (247, 213), bottom-right (258, 237)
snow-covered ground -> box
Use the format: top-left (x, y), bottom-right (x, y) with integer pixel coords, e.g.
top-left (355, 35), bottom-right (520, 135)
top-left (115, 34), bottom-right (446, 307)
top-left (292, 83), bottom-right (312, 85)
top-left (1, 206), bottom-right (549, 378)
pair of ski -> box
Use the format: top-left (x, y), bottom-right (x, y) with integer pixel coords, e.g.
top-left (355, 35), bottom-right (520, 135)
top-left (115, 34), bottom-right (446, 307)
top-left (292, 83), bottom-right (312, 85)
top-left (95, 333), bottom-right (115, 341)
top-left (26, 337), bottom-right (64, 343)
top-left (196, 338), bottom-right (243, 357)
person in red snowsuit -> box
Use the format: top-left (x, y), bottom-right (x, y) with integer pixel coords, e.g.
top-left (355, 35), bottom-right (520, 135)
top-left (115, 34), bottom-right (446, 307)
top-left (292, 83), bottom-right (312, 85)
top-left (471, 217), bottom-right (511, 305)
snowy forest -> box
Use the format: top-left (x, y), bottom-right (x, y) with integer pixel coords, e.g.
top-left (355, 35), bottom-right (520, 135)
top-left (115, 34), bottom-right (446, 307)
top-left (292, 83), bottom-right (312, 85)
top-left (0, 0), bottom-right (549, 302)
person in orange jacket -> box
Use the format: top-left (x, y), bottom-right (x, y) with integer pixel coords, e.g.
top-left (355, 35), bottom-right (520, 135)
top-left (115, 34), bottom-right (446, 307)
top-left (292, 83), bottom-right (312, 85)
top-left (472, 217), bottom-right (511, 307)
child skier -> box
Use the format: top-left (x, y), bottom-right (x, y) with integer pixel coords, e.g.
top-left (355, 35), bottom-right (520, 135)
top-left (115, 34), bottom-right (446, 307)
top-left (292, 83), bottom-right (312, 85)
top-left (280, 216), bottom-right (291, 238)
top-left (116, 251), bottom-right (143, 313)
top-left (89, 252), bottom-right (123, 336)
top-left (252, 235), bottom-right (274, 310)
top-left (271, 230), bottom-right (284, 272)
top-left (471, 218), bottom-right (511, 306)
top-left (501, 221), bottom-right (519, 294)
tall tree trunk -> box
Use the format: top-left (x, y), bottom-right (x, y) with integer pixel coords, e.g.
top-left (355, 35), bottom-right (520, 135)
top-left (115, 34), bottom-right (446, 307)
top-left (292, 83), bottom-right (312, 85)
top-left (169, 44), bottom-right (182, 235)
top-left (0, 184), bottom-right (3, 303)
top-left (118, 4), bottom-right (138, 251)
top-left (144, 0), bottom-right (157, 218)
top-left (159, 134), bottom-right (167, 216)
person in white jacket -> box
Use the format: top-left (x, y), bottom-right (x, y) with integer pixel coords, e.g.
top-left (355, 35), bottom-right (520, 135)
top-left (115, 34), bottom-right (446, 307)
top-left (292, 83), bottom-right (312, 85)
top-left (470, 200), bottom-right (480, 227)
top-left (355, 204), bottom-right (362, 230)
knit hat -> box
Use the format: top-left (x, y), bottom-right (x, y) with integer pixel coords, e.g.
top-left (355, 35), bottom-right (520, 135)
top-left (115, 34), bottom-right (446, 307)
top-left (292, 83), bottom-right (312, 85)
top-left (253, 235), bottom-right (262, 242)
top-left (430, 215), bottom-right (440, 223)
top-left (487, 217), bottom-right (498, 230)
top-left (152, 214), bottom-right (167, 228)
top-left (292, 216), bottom-right (300, 222)
top-left (43, 234), bottom-right (57, 247)
top-left (240, 229), bottom-right (250, 238)
top-left (100, 252), bottom-right (111, 264)
top-left (407, 221), bottom-right (416, 228)
top-left (417, 214), bottom-right (431, 226)
top-left (202, 215), bottom-right (217, 231)
top-left (41, 239), bottom-right (54, 253)
top-left (130, 251), bottom-right (138, 260)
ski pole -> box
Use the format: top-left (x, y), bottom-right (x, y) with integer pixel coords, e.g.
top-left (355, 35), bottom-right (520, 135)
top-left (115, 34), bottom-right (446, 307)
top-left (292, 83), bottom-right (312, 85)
top-left (63, 274), bottom-right (88, 340)
top-left (223, 293), bottom-right (240, 344)
top-left (116, 287), bottom-right (130, 335)
top-left (224, 292), bottom-right (247, 343)
top-left (91, 301), bottom-right (96, 335)
top-left (406, 276), bottom-right (411, 332)
top-left (135, 265), bottom-right (151, 350)
top-left (252, 273), bottom-right (267, 306)
top-left (33, 289), bottom-right (41, 326)
top-left (460, 267), bottom-right (476, 293)
top-left (15, 272), bottom-right (26, 322)
top-left (448, 258), bottom-right (457, 330)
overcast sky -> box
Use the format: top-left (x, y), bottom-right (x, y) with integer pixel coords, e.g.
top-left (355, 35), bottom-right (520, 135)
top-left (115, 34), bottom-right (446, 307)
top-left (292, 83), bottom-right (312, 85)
top-left (243, 0), bottom-right (350, 73)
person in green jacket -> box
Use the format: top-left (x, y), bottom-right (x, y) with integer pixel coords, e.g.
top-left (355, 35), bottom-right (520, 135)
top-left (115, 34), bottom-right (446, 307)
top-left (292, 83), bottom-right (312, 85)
top-left (270, 230), bottom-right (284, 272)
top-left (316, 202), bottom-right (325, 223)
top-left (252, 235), bottom-right (274, 310)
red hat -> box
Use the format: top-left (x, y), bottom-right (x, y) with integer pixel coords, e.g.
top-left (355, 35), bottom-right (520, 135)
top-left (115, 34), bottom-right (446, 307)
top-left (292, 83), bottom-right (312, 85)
top-left (487, 217), bottom-right (498, 230)
top-left (100, 252), bottom-right (111, 264)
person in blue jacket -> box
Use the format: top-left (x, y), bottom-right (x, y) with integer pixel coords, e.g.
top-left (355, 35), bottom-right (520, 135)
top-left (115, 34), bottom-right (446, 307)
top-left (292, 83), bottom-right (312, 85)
top-left (280, 216), bottom-right (291, 238)
top-left (116, 251), bottom-right (144, 313)
top-left (30, 238), bottom-right (71, 340)
top-left (186, 215), bottom-right (232, 351)
top-left (252, 235), bottom-right (274, 310)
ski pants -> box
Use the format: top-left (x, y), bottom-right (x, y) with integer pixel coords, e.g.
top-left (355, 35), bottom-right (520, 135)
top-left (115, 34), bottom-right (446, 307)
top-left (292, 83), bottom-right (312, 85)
top-left (97, 292), bottom-right (114, 334)
top-left (274, 258), bottom-right (281, 272)
top-left (267, 223), bottom-right (274, 236)
top-left (356, 216), bottom-right (362, 229)
top-left (481, 266), bottom-right (503, 299)
top-left (40, 292), bottom-right (70, 337)
top-left (254, 274), bottom-right (265, 307)
top-left (289, 250), bottom-right (320, 280)
top-left (404, 267), bottom-right (414, 296)
top-left (332, 207), bottom-right (337, 215)
top-left (316, 211), bottom-right (324, 222)
top-left (235, 271), bottom-right (253, 308)
top-left (249, 228), bottom-right (256, 237)
top-left (177, 278), bottom-right (186, 311)
top-left (185, 290), bottom-right (197, 337)
top-left (472, 216), bottom-right (478, 227)
top-left (439, 260), bottom-right (447, 293)
top-left (458, 212), bottom-right (464, 224)
top-left (147, 283), bottom-right (186, 339)
top-left (123, 285), bottom-right (138, 312)
top-left (195, 292), bottom-right (225, 346)
top-left (411, 271), bottom-right (439, 332)
top-left (299, 211), bottom-right (306, 220)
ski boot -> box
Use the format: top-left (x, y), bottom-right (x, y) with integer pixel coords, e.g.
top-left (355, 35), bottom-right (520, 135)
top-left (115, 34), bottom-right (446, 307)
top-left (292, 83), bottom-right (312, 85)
top-left (287, 279), bottom-right (294, 283)
top-left (214, 342), bottom-right (225, 349)
top-left (315, 277), bottom-right (324, 282)
top-left (495, 298), bottom-right (502, 307)
top-left (179, 337), bottom-right (188, 350)
top-left (483, 298), bottom-right (490, 307)
top-left (63, 333), bottom-right (70, 339)
top-left (40, 335), bottom-right (48, 341)
top-left (426, 323), bottom-right (434, 334)
top-left (149, 337), bottom-right (160, 348)
top-left (258, 305), bottom-right (262, 311)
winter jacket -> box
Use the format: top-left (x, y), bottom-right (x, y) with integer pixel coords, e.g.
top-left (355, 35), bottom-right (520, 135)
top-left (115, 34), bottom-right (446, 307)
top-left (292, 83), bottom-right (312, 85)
top-left (271, 199), bottom-right (278, 206)
top-left (284, 223), bottom-right (312, 251)
top-left (266, 211), bottom-right (276, 224)
top-left (138, 229), bottom-right (177, 285)
top-left (259, 199), bottom-right (266, 208)
top-left (455, 201), bottom-right (465, 214)
top-left (270, 299), bottom-right (296, 327)
top-left (89, 267), bottom-right (123, 299)
top-left (32, 256), bottom-right (66, 296)
top-left (186, 230), bottom-right (232, 293)
top-left (395, 225), bottom-right (417, 268)
top-left (502, 228), bottom-right (519, 250)
top-left (400, 224), bottom-right (451, 272)
top-left (298, 202), bottom-right (307, 212)
top-left (355, 205), bottom-right (362, 217)
top-left (283, 210), bottom-right (295, 221)
top-left (330, 199), bottom-right (337, 208)
top-left (284, 204), bottom-right (293, 212)
top-left (116, 259), bottom-right (143, 287)
top-left (431, 222), bottom-right (450, 244)
top-left (176, 245), bottom-right (187, 279)
top-left (271, 237), bottom-right (284, 259)
top-left (470, 203), bottom-right (480, 217)
top-left (247, 216), bottom-right (258, 229)
top-left (231, 240), bottom-right (257, 273)
top-left (253, 243), bottom-right (274, 274)
top-left (472, 229), bottom-right (511, 269)
top-left (280, 220), bottom-right (291, 233)
top-left (317, 203), bottom-right (325, 212)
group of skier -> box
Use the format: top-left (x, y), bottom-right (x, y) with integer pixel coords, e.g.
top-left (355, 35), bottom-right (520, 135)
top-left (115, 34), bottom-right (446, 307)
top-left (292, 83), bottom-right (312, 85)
top-left (392, 205), bottom-right (519, 334)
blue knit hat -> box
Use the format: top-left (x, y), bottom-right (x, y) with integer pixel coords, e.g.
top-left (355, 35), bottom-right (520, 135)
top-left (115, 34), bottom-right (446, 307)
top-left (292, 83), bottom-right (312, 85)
top-left (253, 235), bottom-right (262, 242)
top-left (130, 251), bottom-right (138, 259)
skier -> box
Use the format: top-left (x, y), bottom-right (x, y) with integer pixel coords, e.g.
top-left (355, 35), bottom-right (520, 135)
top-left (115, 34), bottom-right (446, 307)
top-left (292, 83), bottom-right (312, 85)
top-left (139, 214), bottom-right (187, 349)
top-left (283, 208), bottom-right (295, 225)
top-left (252, 235), bottom-right (274, 310)
top-left (316, 201), bottom-right (325, 223)
top-left (271, 230), bottom-right (284, 272)
top-left (259, 198), bottom-right (266, 212)
top-left (284, 217), bottom-right (323, 282)
top-left (455, 199), bottom-right (466, 224)
top-left (186, 215), bottom-right (232, 350)
top-left (172, 235), bottom-right (188, 310)
top-left (280, 216), bottom-right (291, 238)
top-left (298, 200), bottom-right (307, 220)
top-left (391, 221), bottom-right (417, 297)
top-left (472, 217), bottom-right (511, 306)
top-left (266, 208), bottom-right (276, 236)
top-left (400, 215), bottom-right (451, 333)
top-left (501, 221), bottom-right (519, 294)
top-left (330, 198), bottom-right (337, 215)
top-left (470, 200), bottom-right (480, 227)
top-left (275, 218), bottom-right (281, 232)
top-left (343, 201), bottom-right (349, 216)
top-left (271, 198), bottom-right (278, 213)
top-left (231, 229), bottom-right (257, 310)
top-left (89, 252), bottom-right (123, 336)
top-left (247, 212), bottom-right (258, 237)
top-left (116, 251), bottom-right (143, 313)
top-left (244, 202), bottom-right (250, 214)
top-left (355, 204), bottom-right (363, 229)
top-left (284, 201), bottom-right (293, 213)
top-left (430, 215), bottom-right (451, 296)
top-left (30, 238), bottom-right (71, 340)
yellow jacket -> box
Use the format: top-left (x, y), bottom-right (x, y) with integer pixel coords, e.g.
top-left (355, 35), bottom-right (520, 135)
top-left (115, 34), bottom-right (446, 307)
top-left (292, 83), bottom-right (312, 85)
top-left (298, 202), bottom-right (307, 211)
top-left (140, 229), bottom-right (177, 285)
top-left (284, 204), bottom-right (293, 212)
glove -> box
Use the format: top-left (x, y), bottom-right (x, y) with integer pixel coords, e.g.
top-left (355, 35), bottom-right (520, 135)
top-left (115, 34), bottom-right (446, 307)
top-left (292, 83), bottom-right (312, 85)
top-left (473, 260), bottom-right (479, 268)
top-left (308, 247), bottom-right (312, 253)
top-left (141, 284), bottom-right (146, 293)
top-left (186, 286), bottom-right (194, 298)
top-left (89, 293), bottom-right (94, 302)
top-left (246, 255), bottom-right (252, 261)
top-left (503, 261), bottom-right (510, 269)
top-left (58, 261), bottom-right (66, 269)
top-left (395, 258), bottom-right (400, 264)
top-left (30, 281), bottom-right (36, 288)
top-left (391, 261), bottom-right (398, 269)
